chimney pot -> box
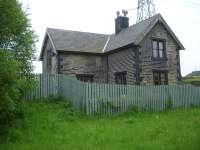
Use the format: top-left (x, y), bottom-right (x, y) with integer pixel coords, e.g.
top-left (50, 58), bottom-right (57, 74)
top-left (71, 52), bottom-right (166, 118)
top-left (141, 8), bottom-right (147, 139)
top-left (122, 10), bottom-right (128, 17)
top-left (117, 11), bottom-right (120, 17)
top-left (115, 11), bottom-right (129, 34)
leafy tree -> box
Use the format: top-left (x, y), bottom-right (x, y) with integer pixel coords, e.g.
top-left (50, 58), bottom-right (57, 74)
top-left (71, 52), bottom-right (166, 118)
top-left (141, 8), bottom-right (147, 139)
top-left (0, 0), bottom-right (37, 125)
top-left (0, 0), bottom-right (36, 77)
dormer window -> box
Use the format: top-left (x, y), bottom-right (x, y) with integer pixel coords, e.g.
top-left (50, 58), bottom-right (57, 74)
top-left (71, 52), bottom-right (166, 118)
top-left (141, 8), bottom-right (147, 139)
top-left (152, 39), bottom-right (166, 59)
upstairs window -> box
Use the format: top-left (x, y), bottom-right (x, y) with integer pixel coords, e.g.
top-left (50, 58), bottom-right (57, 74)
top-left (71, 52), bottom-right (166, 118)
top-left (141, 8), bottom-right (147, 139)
top-left (47, 51), bottom-right (52, 67)
top-left (115, 71), bottom-right (127, 85)
top-left (59, 57), bottom-right (64, 70)
top-left (47, 50), bottom-right (52, 73)
top-left (76, 74), bottom-right (94, 83)
top-left (153, 71), bottom-right (168, 85)
top-left (152, 39), bottom-right (166, 59)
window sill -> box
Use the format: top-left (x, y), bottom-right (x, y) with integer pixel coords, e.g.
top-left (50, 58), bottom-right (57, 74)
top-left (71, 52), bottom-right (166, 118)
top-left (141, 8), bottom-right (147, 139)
top-left (151, 57), bottom-right (168, 61)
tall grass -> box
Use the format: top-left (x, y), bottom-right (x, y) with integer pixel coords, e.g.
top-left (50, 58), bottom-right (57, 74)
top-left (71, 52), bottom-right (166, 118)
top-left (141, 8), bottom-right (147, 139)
top-left (0, 99), bottom-right (200, 150)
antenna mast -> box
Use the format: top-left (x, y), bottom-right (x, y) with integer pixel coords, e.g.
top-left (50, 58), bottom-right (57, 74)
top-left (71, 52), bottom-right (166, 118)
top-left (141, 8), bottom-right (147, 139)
top-left (137, 0), bottom-right (156, 23)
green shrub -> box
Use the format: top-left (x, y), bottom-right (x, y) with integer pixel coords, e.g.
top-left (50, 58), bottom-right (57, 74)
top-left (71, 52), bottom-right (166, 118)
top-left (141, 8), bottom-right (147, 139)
top-left (0, 51), bottom-right (35, 125)
top-left (182, 76), bottom-right (200, 87)
top-left (96, 100), bottom-right (120, 114)
top-left (47, 95), bottom-right (70, 103)
top-left (0, 51), bottom-right (21, 125)
top-left (190, 81), bottom-right (200, 87)
top-left (127, 105), bottom-right (139, 113)
top-left (44, 95), bottom-right (83, 120)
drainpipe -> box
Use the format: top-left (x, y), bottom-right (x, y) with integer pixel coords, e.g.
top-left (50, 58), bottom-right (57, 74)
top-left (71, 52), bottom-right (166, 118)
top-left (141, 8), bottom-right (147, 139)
top-left (135, 46), bottom-right (140, 85)
top-left (106, 55), bottom-right (109, 83)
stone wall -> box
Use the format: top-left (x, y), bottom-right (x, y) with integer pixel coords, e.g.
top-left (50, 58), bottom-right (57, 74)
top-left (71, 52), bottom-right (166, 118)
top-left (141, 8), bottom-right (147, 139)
top-left (139, 22), bottom-right (180, 85)
top-left (107, 48), bottom-right (137, 84)
top-left (58, 53), bottom-right (107, 83)
top-left (58, 47), bottom-right (138, 85)
top-left (42, 37), bottom-right (57, 74)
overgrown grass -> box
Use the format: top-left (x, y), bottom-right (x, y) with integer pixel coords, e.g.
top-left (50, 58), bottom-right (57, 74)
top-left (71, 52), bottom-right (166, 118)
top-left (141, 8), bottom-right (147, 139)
top-left (0, 100), bottom-right (200, 150)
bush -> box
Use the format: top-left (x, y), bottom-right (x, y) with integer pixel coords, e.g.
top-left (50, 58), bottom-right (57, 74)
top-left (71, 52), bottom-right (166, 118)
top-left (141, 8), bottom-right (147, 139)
top-left (47, 95), bottom-right (71, 104)
top-left (190, 81), bottom-right (200, 87)
top-left (0, 51), bottom-right (33, 126)
top-left (182, 76), bottom-right (200, 87)
top-left (43, 95), bottom-right (82, 121)
top-left (0, 51), bottom-right (21, 125)
top-left (127, 105), bottom-right (139, 113)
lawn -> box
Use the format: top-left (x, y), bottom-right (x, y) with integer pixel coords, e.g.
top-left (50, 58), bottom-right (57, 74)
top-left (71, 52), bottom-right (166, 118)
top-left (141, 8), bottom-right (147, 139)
top-left (0, 100), bottom-right (200, 150)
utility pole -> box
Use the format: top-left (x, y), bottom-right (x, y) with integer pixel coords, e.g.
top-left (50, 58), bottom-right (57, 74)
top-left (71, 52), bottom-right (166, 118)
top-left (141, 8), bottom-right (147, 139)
top-left (137, 0), bottom-right (156, 23)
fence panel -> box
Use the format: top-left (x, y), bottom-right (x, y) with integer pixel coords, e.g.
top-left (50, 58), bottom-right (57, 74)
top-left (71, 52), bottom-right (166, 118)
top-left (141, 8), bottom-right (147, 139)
top-left (26, 74), bottom-right (200, 115)
top-left (85, 83), bottom-right (200, 115)
top-left (25, 74), bottom-right (59, 100)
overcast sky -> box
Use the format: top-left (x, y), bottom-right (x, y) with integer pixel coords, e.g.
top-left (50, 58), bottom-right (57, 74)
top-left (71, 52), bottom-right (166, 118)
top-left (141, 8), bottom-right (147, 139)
top-left (21, 0), bottom-right (200, 76)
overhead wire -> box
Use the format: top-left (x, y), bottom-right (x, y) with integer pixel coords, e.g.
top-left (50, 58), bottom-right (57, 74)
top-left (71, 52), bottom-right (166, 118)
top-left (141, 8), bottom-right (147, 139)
top-left (117, 0), bottom-right (200, 24)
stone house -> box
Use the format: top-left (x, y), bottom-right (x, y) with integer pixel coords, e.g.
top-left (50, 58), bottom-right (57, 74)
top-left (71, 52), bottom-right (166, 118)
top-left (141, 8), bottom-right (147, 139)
top-left (39, 13), bottom-right (185, 85)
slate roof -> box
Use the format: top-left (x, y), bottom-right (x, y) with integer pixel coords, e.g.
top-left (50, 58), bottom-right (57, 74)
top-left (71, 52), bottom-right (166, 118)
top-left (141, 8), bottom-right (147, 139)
top-left (105, 14), bottom-right (185, 52)
top-left (47, 28), bottom-right (109, 53)
top-left (105, 14), bottom-right (159, 52)
top-left (40, 14), bottom-right (185, 60)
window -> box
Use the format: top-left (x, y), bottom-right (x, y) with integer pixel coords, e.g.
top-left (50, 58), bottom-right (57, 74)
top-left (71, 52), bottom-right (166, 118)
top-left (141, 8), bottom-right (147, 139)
top-left (59, 57), bottom-right (64, 70)
top-left (59, 57), bottom-right (64, 63)
top-left (47, 51), bottom-right (52, 67)
top-left (153, 71), bottom-right (168, 85)
top-left (47, 50), bottom-right (52, 73)
top-left (60, 65), bottom-right (64, 69)
top-left (76, 74), bottom-right (94, 83)
top-left (152, 39), bottom-right (166, 59)
top-left (115, 71), bottom-right (127, 85)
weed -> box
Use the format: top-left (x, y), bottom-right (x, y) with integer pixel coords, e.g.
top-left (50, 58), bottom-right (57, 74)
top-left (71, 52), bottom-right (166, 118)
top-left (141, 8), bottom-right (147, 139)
top-left (166, 95), bottom-right (173, 110)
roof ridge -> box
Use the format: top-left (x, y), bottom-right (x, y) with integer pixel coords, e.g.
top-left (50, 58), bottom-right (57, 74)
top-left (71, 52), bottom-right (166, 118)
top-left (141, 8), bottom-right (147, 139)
top-left (130, 13), bottom-right (161, 28)
top-left (108, 13), bottom-right (161, 37)
top-left (47, 27), bottom-right (109, 36)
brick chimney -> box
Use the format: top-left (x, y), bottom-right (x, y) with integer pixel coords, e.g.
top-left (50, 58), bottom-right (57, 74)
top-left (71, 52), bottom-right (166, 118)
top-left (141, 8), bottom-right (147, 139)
top-left (115, 10), bottom-right (129, 34)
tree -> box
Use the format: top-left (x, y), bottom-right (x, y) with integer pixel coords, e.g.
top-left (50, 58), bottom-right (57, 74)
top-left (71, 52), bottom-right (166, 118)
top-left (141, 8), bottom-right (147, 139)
top-left (0, 0), bottom-right (36, 76)
top-left (0, 0), bottom-right (37, 125)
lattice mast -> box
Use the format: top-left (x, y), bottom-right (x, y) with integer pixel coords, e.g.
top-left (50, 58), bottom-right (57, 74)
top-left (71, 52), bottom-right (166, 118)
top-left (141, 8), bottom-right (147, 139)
top-left (137, 0), bottom-right (156, 23)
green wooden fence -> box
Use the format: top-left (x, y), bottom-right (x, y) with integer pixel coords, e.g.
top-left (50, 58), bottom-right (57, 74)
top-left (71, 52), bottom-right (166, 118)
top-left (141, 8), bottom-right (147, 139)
top-left (26, 74), bottom-right (200, 115)
top-left (25, 74), bottom-right (59, 100)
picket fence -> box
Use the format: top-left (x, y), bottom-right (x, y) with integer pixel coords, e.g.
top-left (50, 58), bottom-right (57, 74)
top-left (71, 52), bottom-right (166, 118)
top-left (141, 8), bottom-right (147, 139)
top-left (26, 74), bottom-right (200, 115)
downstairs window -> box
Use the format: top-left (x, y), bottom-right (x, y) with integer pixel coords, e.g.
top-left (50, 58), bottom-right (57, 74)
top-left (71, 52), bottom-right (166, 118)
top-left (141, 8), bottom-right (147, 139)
top-left (76, 74), bottom-right (94, 83)
top-left (115, 71), bottom-right (127, 85)
top-left (153, 71), bottom-right (168, 85)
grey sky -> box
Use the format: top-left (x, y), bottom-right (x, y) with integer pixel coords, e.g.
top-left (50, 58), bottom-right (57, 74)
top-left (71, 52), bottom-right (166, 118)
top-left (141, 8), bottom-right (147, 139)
top-left (21, 0), bottom-right (200, 76)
